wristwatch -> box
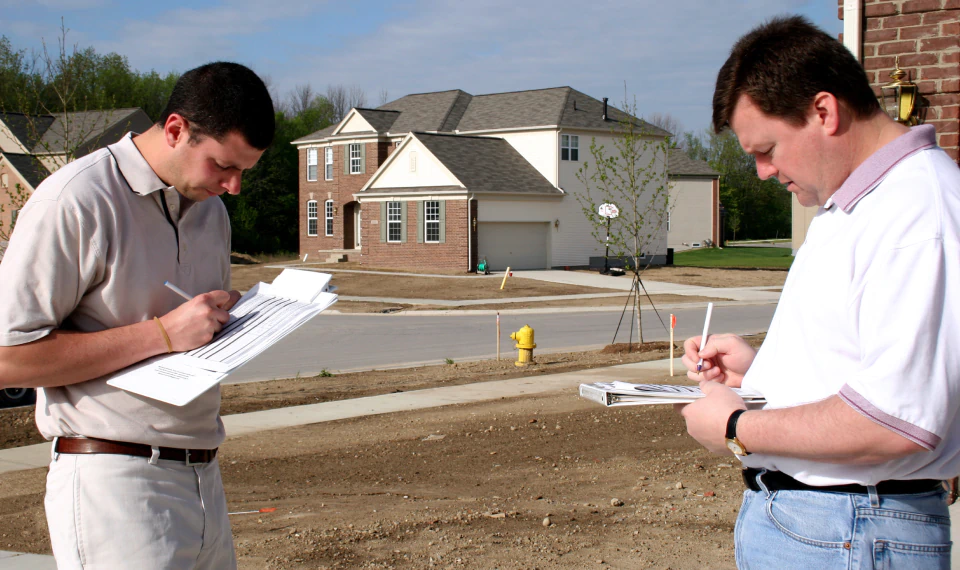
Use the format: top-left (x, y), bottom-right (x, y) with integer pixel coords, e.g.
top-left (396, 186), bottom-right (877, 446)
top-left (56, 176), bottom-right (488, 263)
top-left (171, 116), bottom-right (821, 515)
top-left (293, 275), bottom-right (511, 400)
top-left (725, 409), bottom-right (750, 456)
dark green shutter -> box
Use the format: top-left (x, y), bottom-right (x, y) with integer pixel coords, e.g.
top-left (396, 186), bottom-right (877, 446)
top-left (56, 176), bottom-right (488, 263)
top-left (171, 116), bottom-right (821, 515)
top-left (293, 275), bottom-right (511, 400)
top-left (400, 201), bottom-right (407, 243)
top-left (439, 200), bottom-right (446, 243)
top-left (380, 202), bottom-right (387, 242)
top-left (417, 201), bottom-right (424, 243)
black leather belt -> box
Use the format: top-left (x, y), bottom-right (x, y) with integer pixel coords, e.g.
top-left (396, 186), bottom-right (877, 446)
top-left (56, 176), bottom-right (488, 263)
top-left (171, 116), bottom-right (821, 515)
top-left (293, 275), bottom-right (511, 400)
top-left (55, 437), bottom-right (217, 465)
top-left (743, 467), bottom-right (943, 495)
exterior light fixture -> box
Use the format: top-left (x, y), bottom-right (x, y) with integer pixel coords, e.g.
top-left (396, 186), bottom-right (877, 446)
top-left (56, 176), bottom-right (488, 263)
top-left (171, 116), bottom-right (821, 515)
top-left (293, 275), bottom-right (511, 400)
top-left (881, 56), bottom-right (920, 126)
top-left (472, 217), bottom-right (477, 232)
top-left (554, 219), bottom-right (560, 230)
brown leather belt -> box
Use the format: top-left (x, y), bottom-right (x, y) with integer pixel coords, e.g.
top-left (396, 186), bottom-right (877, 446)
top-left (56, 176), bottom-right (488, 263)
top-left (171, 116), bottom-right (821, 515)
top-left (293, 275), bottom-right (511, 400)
top-left (55, 437), bottom-right (217, 465)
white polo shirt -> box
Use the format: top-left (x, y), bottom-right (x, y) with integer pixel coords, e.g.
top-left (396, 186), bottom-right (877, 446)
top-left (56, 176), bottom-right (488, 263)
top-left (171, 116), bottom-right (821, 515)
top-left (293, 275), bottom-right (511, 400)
top-left (0, 133), bottom-right (231, 449)
top-left (740, 125), bottom-right (960, 485)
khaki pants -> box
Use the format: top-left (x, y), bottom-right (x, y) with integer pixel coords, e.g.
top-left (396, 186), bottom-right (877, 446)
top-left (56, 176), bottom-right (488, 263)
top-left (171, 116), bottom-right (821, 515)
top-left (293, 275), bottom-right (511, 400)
top-left (45, 450), bottom-right (236, 569)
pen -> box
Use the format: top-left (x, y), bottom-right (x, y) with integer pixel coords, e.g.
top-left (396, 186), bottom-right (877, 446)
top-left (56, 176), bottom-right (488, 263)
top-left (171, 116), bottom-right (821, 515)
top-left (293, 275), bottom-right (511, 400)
top-left (696, 302), bottom-right (714, 373)
top-left (164, 280), bottom-right (193, 301)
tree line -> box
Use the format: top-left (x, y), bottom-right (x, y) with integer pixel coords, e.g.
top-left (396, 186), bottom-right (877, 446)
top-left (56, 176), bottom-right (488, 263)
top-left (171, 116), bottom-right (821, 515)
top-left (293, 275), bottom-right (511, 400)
top-left (1, 28), bottom-right (377, 255)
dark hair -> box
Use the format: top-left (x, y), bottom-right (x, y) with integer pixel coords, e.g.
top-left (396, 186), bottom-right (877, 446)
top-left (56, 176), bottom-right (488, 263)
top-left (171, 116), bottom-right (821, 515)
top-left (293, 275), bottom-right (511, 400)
top-left (158, 62), bottom-right (275, 150)
top-left (712, 15), bottom-right (881, 133)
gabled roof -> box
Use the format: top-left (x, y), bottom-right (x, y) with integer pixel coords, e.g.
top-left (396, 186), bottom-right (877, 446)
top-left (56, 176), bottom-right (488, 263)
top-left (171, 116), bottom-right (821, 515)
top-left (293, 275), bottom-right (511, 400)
top-left (377, 89), bottom-right (472, 134)
top-left (354, 108), bottom-right (400, 133)
top-left (667, 148), bottom-right (719, 178)
top-left (364, 133), bottom-right (562, 196)
top-left (1, 152), bottom-right (49, 190)
top-left (1, 108), bottom-right (152, 156)
top-left (0, 112), bottom-right (55, 151)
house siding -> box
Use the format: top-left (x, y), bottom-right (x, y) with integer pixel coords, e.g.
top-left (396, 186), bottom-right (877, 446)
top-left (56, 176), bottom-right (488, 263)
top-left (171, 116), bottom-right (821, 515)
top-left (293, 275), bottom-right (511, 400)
top-left (667, 177), bottom-right (719, 250)
top-left (361, 198), bottom-right (471, 271)
top-left (298, 141), bottom-right (392, 256)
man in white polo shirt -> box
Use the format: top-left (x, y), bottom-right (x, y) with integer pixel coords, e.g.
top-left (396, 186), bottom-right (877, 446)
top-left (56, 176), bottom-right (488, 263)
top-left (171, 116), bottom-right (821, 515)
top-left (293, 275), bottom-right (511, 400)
top-left (0, 62), bottom-right (274, 568)
top-left (678, 16), bottom-right (960, 568)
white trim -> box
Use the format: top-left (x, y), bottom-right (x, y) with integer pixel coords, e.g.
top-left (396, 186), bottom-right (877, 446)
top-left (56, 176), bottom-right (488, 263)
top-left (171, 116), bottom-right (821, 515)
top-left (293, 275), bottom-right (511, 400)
top-left (306, 200), bottom-right (318, 236)
top-left (331, 109), bottom-right (357, 135)
top-left (306, 147), bottom-right (318, 181)
top-left (355, 194), bottom-right (470, 202)
top-left (424, 199), bottom-right (440, 243)
top-left (358, 133), bottom-right (465, 193)
top-left (455, 125), bottom-right (559, 135)
top-left (386, 201), bottom-right (402, 243)
top-left (324, 199), bottom-right (334, 236)
top-left (349, 143), bottom-right (363, 174)
top-left (843, 0), bottom-right (863, 61)
top-left (324, 147), bottom-right (333, 180)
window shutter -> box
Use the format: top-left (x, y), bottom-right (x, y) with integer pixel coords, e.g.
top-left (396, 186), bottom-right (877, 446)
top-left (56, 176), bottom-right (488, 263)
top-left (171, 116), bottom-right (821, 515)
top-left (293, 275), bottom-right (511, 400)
top-left (344, 145), bottom-right (350, 175)
top-left (439, 200), bottom-right (446, 243)
top-left (400, 201), bottom-right (407, 243)
top-left (417, 201), bottom-right (424, 243)
top-left (360, 144), bottom-right (366, 174)
top-left (380, 202), bottom-right (387, 242)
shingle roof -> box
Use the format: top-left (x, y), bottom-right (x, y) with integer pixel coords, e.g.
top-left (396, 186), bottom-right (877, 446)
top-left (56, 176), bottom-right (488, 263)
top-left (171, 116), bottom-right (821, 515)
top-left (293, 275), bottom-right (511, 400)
top-left (363, 133), bottom-right (561, 196)
top-left (353, 108), bottom-right (400, 133)
top-left (293, 124), bottom-right (336, 143)
top-left (1, 152), bottom-right (50, 189)
top-left (667, 148), bottom-right (719, 177)
top-left (377, 90), bottom-right (471, 134)
top-left (37, 108), bottom-right (152, 154)
top-left (0, 112), bottom-right (55, 151)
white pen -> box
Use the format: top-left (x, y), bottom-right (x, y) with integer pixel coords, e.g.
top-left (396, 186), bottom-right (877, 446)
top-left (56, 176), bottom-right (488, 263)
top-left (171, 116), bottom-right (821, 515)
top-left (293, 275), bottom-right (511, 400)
top-left (696, 302), bottom-right (714, 373)
top-left (164, 280), bottom-right (194, 301)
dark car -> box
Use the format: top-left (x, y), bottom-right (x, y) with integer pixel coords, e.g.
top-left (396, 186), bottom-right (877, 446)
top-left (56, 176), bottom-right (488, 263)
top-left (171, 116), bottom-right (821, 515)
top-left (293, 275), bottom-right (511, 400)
top-left (0, 387), bottom-right (36, 408)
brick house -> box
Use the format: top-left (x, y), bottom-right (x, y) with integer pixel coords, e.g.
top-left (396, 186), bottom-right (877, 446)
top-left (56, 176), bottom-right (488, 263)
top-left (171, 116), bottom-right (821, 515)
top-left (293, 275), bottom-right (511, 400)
top-left (292, 88), bottom-right (672, 271)
top-left (793, 0), bottom-right (959, 250)
top-left (0, 108), bottom-right (153, 242)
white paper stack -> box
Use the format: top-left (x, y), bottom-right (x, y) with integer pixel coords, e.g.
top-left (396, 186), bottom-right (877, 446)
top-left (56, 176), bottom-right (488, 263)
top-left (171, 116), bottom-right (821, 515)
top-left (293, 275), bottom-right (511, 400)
top-left (579, 381), bottom-right (765, 407)
top-left (107, 269), bottom-right (338, 406)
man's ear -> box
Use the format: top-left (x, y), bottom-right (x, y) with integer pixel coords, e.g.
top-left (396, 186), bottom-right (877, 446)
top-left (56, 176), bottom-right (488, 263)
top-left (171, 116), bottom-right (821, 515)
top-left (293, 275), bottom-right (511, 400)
top-left (163, 114), bottom-right (190, 148)
top-left (810, 92), bottom-right (841, 136)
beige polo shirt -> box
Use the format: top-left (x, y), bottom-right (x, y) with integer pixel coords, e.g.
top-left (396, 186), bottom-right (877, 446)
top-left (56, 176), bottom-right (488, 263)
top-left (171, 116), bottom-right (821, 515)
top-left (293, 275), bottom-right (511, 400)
top-left (0, 133), bottom-right (230, 449)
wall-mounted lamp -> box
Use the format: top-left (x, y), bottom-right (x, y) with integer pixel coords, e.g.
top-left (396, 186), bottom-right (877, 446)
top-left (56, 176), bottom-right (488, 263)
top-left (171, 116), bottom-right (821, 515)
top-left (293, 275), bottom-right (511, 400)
top-left (881, 56), bottom-right (920, 126)
top-left (472, 217), bottom-right (477, 232)
top-left (333, 205), bottom-right (339, 215)
top-left (554, 219), bottom-right (560, 230)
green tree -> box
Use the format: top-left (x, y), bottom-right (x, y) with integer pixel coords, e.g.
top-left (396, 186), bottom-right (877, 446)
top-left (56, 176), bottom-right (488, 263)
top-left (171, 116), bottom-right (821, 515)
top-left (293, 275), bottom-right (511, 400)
top-left (577, 100), bottom-right (671, 343)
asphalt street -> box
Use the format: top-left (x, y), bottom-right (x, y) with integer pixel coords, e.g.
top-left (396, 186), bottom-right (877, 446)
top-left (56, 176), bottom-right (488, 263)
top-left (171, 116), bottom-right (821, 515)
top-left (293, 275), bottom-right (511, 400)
top-left (226, 302), bottom-right (777, 383)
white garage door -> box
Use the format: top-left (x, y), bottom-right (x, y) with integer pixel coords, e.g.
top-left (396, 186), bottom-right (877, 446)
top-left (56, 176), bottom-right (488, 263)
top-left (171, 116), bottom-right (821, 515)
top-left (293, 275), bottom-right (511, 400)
top-left (477, 222), bottom-right (549, 270)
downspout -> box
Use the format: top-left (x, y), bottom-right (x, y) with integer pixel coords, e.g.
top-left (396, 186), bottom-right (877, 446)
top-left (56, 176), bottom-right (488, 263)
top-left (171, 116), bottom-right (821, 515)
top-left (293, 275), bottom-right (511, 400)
top-left (467, 193), bottom-right (475, 272)
top-left (843, 0), bottom-right (862, 62)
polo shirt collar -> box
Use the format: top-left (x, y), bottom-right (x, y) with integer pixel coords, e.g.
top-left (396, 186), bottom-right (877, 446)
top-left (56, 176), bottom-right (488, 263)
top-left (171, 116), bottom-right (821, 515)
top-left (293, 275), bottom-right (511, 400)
top-left (108, 132), bottom-right (169, 196)
top-left (830, 124), bottom-right (937, 212)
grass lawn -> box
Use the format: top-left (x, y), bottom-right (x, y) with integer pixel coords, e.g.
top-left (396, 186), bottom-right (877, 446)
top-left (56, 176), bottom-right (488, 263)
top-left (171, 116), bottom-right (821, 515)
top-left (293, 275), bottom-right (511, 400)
top-left (673, 246), bottom-right (794, 269)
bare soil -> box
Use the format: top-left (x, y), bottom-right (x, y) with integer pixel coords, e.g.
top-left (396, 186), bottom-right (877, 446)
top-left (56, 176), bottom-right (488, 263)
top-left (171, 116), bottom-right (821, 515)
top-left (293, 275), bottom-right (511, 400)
top-left (603, 266), bottom-right (788, 289)
top-left (0, 338), bottom-right (767, 569)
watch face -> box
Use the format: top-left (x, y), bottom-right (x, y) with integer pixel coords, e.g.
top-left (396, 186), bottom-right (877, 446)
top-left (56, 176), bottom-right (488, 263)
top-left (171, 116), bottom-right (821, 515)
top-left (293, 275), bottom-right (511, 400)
top-left (726, 439), bottom-right (745, 455)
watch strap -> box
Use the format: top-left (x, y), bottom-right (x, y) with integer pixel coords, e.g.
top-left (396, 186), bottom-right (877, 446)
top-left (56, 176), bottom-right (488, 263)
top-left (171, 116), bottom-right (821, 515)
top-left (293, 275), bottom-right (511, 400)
top-left (725, 409), bottom-right (748, 440)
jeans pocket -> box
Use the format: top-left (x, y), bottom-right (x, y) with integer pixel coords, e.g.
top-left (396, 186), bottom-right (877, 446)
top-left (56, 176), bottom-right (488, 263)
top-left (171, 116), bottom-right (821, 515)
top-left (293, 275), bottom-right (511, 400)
top-left (765, 491), bottom-right (850, 548)
top-left (874, 539), bottom-right (951, 570)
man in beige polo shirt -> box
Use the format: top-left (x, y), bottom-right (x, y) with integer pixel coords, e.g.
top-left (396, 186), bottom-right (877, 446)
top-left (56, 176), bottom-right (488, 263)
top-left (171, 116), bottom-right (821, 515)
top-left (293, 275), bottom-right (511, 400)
top-left (0, 62), bottom-right (275, 568)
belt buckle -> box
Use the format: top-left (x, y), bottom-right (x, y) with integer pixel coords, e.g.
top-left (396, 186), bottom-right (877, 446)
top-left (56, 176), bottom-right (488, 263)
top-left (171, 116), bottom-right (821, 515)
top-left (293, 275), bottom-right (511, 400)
top-left (184, 450), bottom-right (200, 466)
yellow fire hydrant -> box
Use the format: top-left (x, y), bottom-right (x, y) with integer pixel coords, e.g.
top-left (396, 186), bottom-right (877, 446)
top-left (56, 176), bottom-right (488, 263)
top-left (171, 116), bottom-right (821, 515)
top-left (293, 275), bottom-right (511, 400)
top-left (510, 325), bottom-right (536, 367)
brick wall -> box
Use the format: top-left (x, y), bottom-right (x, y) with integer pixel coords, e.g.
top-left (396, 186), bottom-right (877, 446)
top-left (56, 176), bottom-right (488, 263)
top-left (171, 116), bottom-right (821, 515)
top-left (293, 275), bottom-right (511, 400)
top-left (361, 199), bottom-right (472, 272)
top-left (843, 0), bottom-right (960, 161)
top-left (298, 141), bottom-right (389, 256)
top-left (0, 162), bottom-right (29, 239)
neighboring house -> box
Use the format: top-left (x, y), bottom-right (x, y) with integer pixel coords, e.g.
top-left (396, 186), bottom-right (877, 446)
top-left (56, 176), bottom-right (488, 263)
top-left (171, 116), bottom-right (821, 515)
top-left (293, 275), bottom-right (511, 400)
top-left (666, 148), bottom-right (720, 251)
top-left (0, 108), bottom-right (154, 238)
top-left (292, 87), bottom-right (671, 271)
top-left (793, 0), bottom-right (959, 252)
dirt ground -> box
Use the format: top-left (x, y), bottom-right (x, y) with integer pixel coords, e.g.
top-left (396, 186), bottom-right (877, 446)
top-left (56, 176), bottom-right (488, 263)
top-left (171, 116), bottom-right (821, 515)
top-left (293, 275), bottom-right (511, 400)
top-left (0, 338), bottom-right (767, 569)
top-left (230, 263), bottom-right (786, 302)
top-left (333, 294), bottom-right (724, 314)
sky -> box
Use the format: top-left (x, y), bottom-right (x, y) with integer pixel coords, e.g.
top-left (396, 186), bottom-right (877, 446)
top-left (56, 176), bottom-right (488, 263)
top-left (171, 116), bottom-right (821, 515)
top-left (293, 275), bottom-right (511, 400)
top-left (0, 0), bottom-right (842, 134)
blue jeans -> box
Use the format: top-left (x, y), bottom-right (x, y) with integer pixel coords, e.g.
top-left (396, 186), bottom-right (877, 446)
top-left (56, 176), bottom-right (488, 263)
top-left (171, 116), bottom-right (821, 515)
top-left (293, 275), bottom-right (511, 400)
top-left (735, 471), bottom-right (951, 569)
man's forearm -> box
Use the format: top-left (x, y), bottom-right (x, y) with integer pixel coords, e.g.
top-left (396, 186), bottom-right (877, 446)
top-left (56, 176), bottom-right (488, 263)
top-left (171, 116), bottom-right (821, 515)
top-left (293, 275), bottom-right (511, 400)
top-left (737, 395), bottom-right (926, 464)
top-left (0, 321), bottom-right (167, 389)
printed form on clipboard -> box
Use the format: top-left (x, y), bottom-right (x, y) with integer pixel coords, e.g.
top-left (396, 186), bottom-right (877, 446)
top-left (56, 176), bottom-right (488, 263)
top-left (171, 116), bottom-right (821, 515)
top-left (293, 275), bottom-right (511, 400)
top-left (579, 381), bottom-right (765, 407)
top-left (107, 269), bottom-right (338, 407)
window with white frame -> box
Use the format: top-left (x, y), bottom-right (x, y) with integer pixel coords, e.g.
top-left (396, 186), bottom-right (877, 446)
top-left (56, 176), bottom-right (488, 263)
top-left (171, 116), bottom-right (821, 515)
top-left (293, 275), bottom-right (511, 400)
top-left (1, 173), bottom-right (7, 188)
top-left (424, 200), bottom-right (440, 243)
top-left (307, 200), bottom-right (318, 236)
top-left (306, 148), bottom-right (318, 181)
top-left (387, 201), bottom-right (402, 242)
top-left (349, 143), bottom-right (362, 174)
top-left (324, 147), bottom-right (333, 180)
top-left (325, 200), bottom-right (334, 236)
top-left (561, 134), bottom-right (579, 161)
